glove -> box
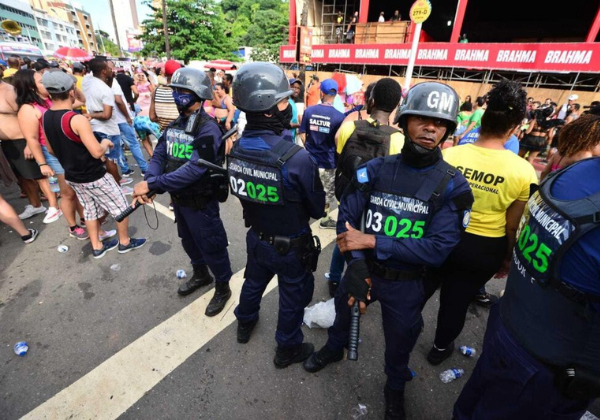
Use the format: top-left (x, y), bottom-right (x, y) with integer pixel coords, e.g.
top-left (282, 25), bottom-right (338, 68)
top-left (346, 260), bottom-right (371, 302)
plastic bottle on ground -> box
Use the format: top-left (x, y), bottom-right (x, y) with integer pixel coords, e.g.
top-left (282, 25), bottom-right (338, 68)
top-left (350, 404), bottom-right (368, 419)
top-left (14, 341), bottom-right (28, 356)
top-left (459, 346), bottom-right (476, 357)
top-left (440, 368), bottom-right (465, 383)
top-left (48, 176), bottom-right (60, 193)
top-left (176, 269), bottom-right (187, 279)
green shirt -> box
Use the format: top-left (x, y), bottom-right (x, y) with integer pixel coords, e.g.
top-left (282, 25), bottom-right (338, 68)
top-left (467, 108), bottom-right (485, 129)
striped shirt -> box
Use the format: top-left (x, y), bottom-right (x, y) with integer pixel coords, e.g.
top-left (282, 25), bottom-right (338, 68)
top-left (154, 85), bottom-right (179, 130)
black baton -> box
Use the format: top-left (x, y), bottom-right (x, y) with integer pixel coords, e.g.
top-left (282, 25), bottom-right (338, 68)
top-left (115, 191), bottom-right (156, 222)
top-left (347, 300), bottom-right (360, 361)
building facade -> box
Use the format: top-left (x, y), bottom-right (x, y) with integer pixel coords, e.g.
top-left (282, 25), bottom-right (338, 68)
top-left (32, 8), bottom-right (78, 55)
top-left (0, 0), bottom-right (44, 49)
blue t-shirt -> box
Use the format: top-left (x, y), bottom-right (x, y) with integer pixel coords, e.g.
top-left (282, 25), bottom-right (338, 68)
top-left (551, 158), bottom-right (600, 295)
top-left (300, 103), bottom-right (345, 169)
top-left (457, 127), bottom-right (519, 154)
top-left (282, 98), bottom-right (298, 143)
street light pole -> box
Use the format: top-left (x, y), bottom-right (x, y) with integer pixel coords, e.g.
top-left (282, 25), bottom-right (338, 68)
top-left (162, 0), bottom-right (171, 59)
top-left (108, 0), bottom-right (123, 57)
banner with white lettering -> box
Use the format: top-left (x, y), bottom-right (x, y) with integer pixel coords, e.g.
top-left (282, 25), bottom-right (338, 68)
top-left (280, 42), bottom-right (600, 73)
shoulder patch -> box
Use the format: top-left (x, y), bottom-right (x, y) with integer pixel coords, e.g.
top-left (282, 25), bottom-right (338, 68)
top-left (356, 167), bottom-right (369, 183)
top-left (462, 210), bottom-right (471, 228)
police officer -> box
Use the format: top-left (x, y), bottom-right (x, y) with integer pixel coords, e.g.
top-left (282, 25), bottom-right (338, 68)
top-left (229, 63), bottom-right (325, 368)
top-left (453, 118), bottom-right (600, 419)
top-left (132, 68), bottom-right (233, 317)
top-left (303, 82), bottom-right (474, 420)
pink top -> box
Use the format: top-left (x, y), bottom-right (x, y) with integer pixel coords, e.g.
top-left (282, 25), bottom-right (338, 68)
top-left (32, 99), bottom-right (52, 147)
top-left (137, 82), bottom-right (151, 94)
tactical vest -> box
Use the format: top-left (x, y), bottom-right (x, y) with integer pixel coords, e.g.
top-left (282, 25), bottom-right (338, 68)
top-left (164, 111), bottom-right (224, 199)
top-left (227, 139), bottom-right (307, 236)
top-left (358, 155), bottom-right (457, 267)
top-left (335, 120), bottom-right (399, 201)
top-left (501, 160), bottom-right (600, 372)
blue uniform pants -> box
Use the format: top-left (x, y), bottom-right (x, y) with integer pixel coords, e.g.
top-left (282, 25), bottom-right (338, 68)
top-left (327, 272), bottom-right (424, 391)
top-left (453, 305), bottom-right (591, 420)
top-left (327, 244), bottom-right (345, 283)
top-left (234, 230), bottom-right (315, 348)
top-left (173, 200), bottom-right (232, 283)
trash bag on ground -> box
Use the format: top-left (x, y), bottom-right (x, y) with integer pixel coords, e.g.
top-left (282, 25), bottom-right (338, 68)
top-left (303, 298), bottom-right (336, 328)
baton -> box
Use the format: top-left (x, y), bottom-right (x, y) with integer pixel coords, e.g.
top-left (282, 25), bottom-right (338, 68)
top-left (115, 190), bottom-right (156, 222)
top-left (347, 301), bottom-right (360, 361)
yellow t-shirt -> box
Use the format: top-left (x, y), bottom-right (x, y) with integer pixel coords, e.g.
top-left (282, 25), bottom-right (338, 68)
top-left (336, 118), bottom-right (405, 155)
top-left (75, 75), bottom-right (86, 112)
top-left (2, 68), bottom-right (17, 79)
top-left (443, 144), bottom-right (538, 237)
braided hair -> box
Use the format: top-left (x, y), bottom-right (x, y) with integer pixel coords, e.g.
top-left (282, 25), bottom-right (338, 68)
top-left (557, 114), bottom-right (600, 157)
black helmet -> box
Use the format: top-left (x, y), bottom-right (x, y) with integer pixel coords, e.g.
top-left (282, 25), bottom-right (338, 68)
top-left (397, 82), bottom-right (459, 142)
top-left (169, 67), bottom-right (212, 101)
top-left (232, 62), bottom-right (293, 112)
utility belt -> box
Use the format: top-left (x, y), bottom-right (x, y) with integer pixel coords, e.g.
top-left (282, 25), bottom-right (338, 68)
top-left (171, 193), bottom-right (212, 210)
top-left (548, 364), bottom-right (600, 400)
top-left (253, 229), bottom-right (322, 272)
top-left (369, 261), bottom-right (425, 281)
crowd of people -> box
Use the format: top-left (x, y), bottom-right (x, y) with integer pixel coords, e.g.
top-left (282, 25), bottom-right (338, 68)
top-left (1, 53), bottom-right (599, 420)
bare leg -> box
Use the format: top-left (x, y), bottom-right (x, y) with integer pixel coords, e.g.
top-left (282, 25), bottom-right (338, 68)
top-left (58, 175), bottom-right (78, 227)
top-left (116, 217), bottom-right (130, 246)
top-left (86, 218), bottom-right (102, 250)
top-left (20, 177), bottom-right (42, 207)
top-left (141, 138), bottom-right (153, 158)
top-left (527, 151), bottom-right (540, 163)
top-left (36, 178), bottom-right (59, 209)
top-left (518, 148), bottom-right (528, 158)
top-left (105, 160), bottom-right (121, 184)
top-left (0, 194), bottom-right (29, 236)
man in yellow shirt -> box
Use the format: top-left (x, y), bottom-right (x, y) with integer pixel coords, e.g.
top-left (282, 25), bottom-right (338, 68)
top-left (2, 56), bottom-right (21, 82)
top-left (72, 62), bottom-right (86, 114)
top-left (324, 78), bottom-right (404, 297)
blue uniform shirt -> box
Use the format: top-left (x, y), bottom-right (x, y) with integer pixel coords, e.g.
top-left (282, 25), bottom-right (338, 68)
top-left (300, 103), bottom-right (345, 169)
top-left (144, 109), bottom-right (223, 194)
top-left (458, 127), bottom-right (519, 154)
top-left (338, 154), bottom-right (473, 270)
top-left (238, 129), bottom-right (325, 221)
top-left (551, 158), bottom-right (600, 295)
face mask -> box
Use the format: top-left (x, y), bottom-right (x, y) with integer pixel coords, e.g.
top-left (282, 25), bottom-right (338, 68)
top-left (274, 103), bottom-right (293, 128)
top-left (401, 138), bottom-right (441, 168)
top-left (173, 91), bottom-right (198, 112)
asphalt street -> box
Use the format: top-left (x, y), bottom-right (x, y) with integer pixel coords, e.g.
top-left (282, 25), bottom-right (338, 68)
top-left (1, 166), bottom-right (599, 420)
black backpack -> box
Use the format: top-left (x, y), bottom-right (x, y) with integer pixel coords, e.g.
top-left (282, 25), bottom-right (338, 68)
top-left (334, 119), bottom-right (400, 201)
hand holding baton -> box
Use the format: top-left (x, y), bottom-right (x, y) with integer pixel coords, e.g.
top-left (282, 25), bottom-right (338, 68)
top-left (115, 191), bottom-right (156, 222)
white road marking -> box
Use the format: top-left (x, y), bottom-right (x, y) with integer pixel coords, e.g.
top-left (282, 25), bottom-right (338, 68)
top-left (23, 211), bottom-right (339, 420)
top-left (151, 201), bottom-right (175, 221)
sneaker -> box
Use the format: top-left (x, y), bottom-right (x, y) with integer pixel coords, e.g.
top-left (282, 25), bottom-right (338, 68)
top-left (69, 226), bottom-right (89, 240)
top-left (99, 229), bottom-right (117, 241)
top-left (22, 228), bottom-right (39, 244)
top-left (472, 293), bottom-right (499, 308)
top-left (92, 238), bottom-right (119, 259)
top-left (120, 177), bottom-right (133, 186)
top-left (328, 281), bottom-right (340, 298)
top-left (80, 218), bottom-right (86, 227)
top-left (319, 219), bottom-right (337, 229)
top-left (426, 341), bottom-right (455, 366)
top-left (43, 207), bottom-right (62, 224)
top-left (118, 237), bottom-right (147, 253)
top-left (122, 169), bottom-right (135, 176)
top-left (18, 204), bottom-right (46, 220)
top-left (169, 202), bottom-right (174, 211)
top-left (121, 186), bottom-right (134, 196)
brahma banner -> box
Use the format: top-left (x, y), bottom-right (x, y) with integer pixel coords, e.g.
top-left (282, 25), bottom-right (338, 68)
top-left (280, 42), bottom-right (600, 73)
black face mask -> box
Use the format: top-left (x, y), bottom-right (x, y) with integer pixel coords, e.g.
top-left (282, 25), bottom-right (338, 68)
top-left (245, 103), bottom-right (293, 136)
top-left (401, 138), bottom-right (442, 168)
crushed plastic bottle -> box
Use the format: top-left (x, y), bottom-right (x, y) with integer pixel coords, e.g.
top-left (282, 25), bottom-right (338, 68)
top-left (176, 269), bottom-right (187, 279)
top-left (48, 176), bottom-right (60, 193)
top-left (440, 368), bottom-right (465, 383)
top-left (110, 264), bottom-right (121, 272)
top-left (14, 341), bottom-right (28, 356)
top-left (459, 346), bottom-right (476, 357)
top-left (57, 245), bottom-right (69, 253)
top-left (350, 404), bottom-right (368, 419)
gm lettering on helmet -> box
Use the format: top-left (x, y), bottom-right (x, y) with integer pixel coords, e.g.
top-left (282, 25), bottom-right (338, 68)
top-left (427, 91), bottom-right (456, 112)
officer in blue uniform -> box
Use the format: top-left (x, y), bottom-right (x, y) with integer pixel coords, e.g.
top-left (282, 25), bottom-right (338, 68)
top-left (303, 82), bottom-right (474, 420)
top-left (229, 63), bottom-right (325, 368)
top-left (132, 68), bottom-right (233, 317)
top-left (453, 150), bottom-right (600, 418)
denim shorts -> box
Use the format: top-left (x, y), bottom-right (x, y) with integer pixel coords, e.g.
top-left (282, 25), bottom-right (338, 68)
top-left (41, 145), bottom-right (64, 175)
top-left (93, 132), bottom-right (125, 167)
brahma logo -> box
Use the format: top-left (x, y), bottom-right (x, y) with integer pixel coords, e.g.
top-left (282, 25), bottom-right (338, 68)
top-left (283, 49), bottom-right (295, 59)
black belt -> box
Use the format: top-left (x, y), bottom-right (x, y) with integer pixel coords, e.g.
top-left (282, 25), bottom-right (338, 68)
top-left (254, 229), bottom-right (311, 247)
top-left (369, 261), bottom-right (424, 281)
top-left (171, 193), bottom-right (211, 209)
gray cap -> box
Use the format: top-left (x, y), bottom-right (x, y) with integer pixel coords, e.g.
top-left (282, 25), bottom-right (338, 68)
top-left (42, 69), bottom-right (77, 93)
top-left (72, 62), bottom-right (84, 71)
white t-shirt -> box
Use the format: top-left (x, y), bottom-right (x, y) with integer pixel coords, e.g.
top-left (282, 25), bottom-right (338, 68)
top-left (81, 74), bottom-right (120, 135)
top-left (111, 81), bottom-right (129, 125)
top-left (378, 15), bottom-right (385, 22)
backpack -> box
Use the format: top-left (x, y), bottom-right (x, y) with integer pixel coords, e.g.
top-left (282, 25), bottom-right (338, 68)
top-left (335, 119), bottom-right (399, 201)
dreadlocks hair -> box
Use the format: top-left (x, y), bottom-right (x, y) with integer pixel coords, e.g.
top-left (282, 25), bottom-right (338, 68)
top-left (557, 114), bottom-right (600, 158)
top-left (479, 80), bottom-right (527, 138)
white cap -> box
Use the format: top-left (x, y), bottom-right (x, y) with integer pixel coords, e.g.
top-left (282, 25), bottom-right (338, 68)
top-left (568, 94), bottom-right (579, 101)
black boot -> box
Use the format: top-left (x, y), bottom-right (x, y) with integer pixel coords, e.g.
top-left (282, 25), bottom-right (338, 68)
top-left (303, 344), bottom-right (344, 373)
top-left (205, 282), bottom-right (232, 317)
top-left (237, 317), bottom-right (258, 344)
top-left (384, 384), bottom-right (406, 420)
top-left (177, 265), bottom-right (213, 296)
top-left (426, 341), bottom-right (455, 366)
top-left (273, 343), bottom-right (314, 369)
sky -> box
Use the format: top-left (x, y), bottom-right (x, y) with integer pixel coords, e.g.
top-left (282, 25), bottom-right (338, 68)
top-left (78, 0), bottom-right (152, 41)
